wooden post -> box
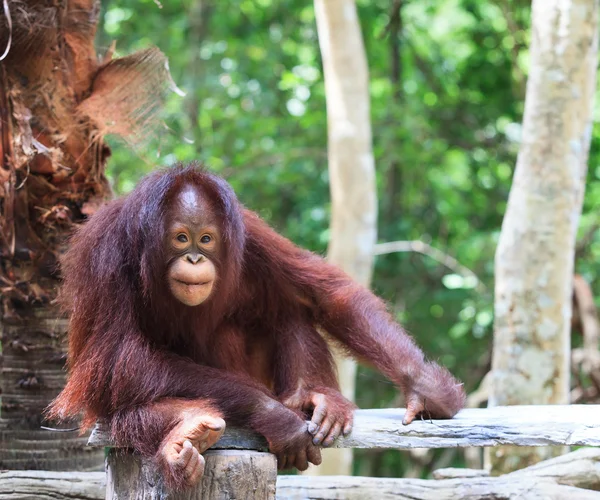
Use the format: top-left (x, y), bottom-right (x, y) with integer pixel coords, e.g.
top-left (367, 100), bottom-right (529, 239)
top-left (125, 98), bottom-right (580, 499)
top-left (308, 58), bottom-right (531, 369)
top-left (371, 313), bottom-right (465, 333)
top-left (89, 424), bottom-right (276, 499)
top-left (105, 449), bottom-right (276, 499)
top-left (88, 406), bottom-right (600, 498)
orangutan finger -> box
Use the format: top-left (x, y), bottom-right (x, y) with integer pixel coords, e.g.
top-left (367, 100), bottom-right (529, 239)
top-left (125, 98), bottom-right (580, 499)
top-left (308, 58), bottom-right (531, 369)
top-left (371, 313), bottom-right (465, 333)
top-left (285, 454), bottom-right (296, 470)
top-left (307, 445), bottom-right (322, 466)
top-left (203, 416), bottom-right (226, 432)
top-left (176, 440), bottom-right (194, 468)
top-left (323, 422), bottom-right (342, 447)
top-left (183, 447), bottom-right (201, 479)
top-left (309, 394), bottom-right (327, 433)
top-left (186, 453), bottom-right (205, 485)
top-left (295, 449), bottom-right (309, 471)
top-left (343, 416), bottom-right (353, 436)
top-left (403, 397), bottom-right (424, 425)
top-left (313, 417), bottom-right (334, 445)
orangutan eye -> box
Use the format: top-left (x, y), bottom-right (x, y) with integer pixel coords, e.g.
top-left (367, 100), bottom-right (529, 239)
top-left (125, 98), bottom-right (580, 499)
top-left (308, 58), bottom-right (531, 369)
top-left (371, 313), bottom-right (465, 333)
top-left (176, 233), bottom-right (189, 243)
top-left (200, 234), bottom-right (212, 244)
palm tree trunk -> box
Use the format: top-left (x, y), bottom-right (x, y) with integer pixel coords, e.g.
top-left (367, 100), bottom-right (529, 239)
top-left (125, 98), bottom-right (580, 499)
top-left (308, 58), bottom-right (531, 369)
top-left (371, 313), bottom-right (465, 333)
top-left (0, 0), bottom-right (170, 470)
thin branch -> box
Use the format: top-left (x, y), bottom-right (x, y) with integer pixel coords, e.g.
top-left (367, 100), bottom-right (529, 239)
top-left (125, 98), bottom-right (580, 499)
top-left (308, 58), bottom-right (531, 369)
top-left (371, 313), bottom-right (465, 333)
top-left (374, 240), bottom-right (486, 292)
top-left (489, 0), bottom-right (527, 96)
top-left (576, 222), bottom-right (600, 258)
top-left (467, 371), bottom-right (491, 408)
top-left (379, 0), bottom-right (402, 39)
top-left (573, 274), bottom-right (600, 356)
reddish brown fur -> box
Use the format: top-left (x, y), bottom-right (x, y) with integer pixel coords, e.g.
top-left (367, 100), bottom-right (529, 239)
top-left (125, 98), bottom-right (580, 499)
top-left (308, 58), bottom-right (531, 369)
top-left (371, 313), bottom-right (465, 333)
top-left (47, 163), bottom-right (465, 489)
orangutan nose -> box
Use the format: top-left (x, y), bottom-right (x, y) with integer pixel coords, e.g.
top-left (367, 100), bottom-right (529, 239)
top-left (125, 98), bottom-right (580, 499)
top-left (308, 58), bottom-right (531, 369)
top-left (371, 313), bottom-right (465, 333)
top-left (186, 253), bottom-right (204, 265)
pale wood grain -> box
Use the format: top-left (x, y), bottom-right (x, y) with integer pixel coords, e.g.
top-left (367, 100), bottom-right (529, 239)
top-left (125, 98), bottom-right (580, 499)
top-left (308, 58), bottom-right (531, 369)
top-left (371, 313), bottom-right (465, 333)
top-left (3, 448), bottom-right (600, 499)
top-left (88, 405), bottom-right (600, 450)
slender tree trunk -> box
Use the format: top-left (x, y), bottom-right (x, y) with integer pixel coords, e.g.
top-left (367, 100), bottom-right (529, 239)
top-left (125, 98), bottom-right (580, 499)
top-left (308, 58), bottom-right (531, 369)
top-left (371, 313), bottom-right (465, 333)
top-left (310, 0), bottom-right (377, 476)
top-left (488, 0), bottom-right (599, 473)
top-left (384, 0), bottom-right (403, 236)
top-left (0, 0), bottom-right (170, 470)
top-left (185, 0), bottom-right (213, 148)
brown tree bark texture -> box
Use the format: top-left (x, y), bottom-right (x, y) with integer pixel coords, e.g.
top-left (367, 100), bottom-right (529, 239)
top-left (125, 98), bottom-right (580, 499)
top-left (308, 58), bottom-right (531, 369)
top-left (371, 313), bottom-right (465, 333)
top-left (0, 0), bottom-right (170, 470)
top-left (0, 0), bottom-right (109, 471)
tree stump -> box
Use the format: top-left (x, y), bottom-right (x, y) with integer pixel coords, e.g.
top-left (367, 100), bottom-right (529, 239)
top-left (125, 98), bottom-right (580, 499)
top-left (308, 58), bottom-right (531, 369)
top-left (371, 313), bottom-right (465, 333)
top-left (89, 423), bottom-right (276, 499)
top-left (105, 449), bottom-right (276, 500)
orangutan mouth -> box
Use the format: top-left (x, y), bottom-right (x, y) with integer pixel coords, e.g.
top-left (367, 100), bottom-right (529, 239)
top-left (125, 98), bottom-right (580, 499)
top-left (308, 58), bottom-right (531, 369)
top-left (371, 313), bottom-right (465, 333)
top-left (175, 279), bottom-right (211, 287)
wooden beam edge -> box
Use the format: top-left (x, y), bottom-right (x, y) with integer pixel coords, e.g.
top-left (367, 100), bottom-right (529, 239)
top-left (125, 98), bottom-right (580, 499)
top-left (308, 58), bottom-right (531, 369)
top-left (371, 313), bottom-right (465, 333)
top-left (88, 405), bottom-right (600, 450)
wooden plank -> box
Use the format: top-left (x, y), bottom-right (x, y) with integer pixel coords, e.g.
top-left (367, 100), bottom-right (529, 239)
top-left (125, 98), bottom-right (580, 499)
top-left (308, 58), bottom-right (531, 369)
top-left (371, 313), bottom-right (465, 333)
top-left (276, 476), bottom-right (600, 500)
top-left (88, 405), bottom-right (600, 450)
top-left (0, 470), bottom-right (105, 500)
top-left (3, 472), bottom-right (599, 500)
top-left (3, 448), bottom-right (600, 500)
top-left (88, 420), bottom-right (268, 450)
top-left (277, 448), bottom-right (600, 499)
top-left (335, 406), bottom-right (600, 449)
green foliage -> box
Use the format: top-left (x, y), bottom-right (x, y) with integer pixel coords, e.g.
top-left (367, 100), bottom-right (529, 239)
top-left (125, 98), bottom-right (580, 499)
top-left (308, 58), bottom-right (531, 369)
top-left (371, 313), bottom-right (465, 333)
top-left (98, 0), bottom-right (600, 478)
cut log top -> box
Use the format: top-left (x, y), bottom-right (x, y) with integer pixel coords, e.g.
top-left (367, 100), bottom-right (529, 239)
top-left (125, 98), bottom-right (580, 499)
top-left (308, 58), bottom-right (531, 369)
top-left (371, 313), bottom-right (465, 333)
top-left (88, 405), bottom-right (600, 450)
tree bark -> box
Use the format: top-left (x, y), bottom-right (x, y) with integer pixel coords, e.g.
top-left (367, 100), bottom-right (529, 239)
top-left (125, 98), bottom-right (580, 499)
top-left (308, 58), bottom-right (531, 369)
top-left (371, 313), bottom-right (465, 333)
top-left (0, 0), bottom-right (109, 471)
top-left (312, 0), bottom-right (377, 476)
top-left (0, 0), bottom-right (170, 470)
top-left (489, 0), bottom-right (599, 473)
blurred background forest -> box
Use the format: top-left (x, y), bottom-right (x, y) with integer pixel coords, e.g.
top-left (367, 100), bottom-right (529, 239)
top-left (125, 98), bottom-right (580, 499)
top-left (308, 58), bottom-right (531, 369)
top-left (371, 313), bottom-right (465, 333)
top-left (90, 0), bottom-right (598, 478)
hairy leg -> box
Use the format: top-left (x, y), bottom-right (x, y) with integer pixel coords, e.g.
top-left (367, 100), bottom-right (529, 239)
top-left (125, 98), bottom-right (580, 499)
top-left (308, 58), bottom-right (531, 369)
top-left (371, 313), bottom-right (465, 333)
top-left (155, 399), bottom-right (225, 488)
top-left (61, 331), bottom-right (321, 480)
top-left (110, 398), bottom-right (224, 490)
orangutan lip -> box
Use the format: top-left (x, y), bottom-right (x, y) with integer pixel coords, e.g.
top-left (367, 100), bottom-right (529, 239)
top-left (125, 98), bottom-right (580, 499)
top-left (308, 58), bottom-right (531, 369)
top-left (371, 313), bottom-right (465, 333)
top-left (175, 279), bottom-right (210, 286)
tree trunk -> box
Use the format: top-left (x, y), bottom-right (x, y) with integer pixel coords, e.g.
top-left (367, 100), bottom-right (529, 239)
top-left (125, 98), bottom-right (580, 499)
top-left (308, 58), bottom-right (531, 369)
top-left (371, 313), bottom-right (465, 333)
top-left (0, 0), bottom-right (170, 470)
top-left (106, 449), bottom-right (277, 499)
top-left (488, 0), bottom-right (599, 473)
top-left (311, 0), bottom-right (377, 476)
